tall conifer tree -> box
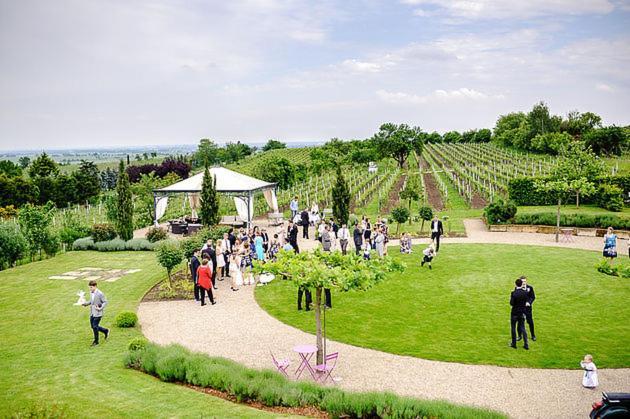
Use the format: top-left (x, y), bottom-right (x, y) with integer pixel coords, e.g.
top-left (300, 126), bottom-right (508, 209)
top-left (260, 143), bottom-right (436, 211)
top-left (115, 160), bottom-right (134, 240)
top-left (332, 165), bottom-right (350, 225)
top-left (200, 166), bottom-right (220, 226)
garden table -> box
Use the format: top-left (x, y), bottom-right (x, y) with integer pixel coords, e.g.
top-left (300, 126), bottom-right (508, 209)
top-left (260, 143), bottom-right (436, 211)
top-left (293, 344), bottom-right (317, 380)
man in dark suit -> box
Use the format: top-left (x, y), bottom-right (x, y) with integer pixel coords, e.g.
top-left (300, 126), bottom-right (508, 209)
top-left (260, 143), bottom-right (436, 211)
top-left (287, 221), bottom-right (299, 253)
top-left (517, 276), bottom-right (536, 342)
top-left (201, 240), bottom-right (218, 290)
top-left (190, 250), bottom-right (201, 301)
top-left (221, 232), bottom-right (231, 277)
top-left (261, 228), bottom-right (269, 253)
top-left (510, 278), bottom-right (529, 350)
top-left (430, 215), bottom-right (444, 252)
top-left (353, 224), bottom-right (363, 255)
top-left (300, 209), bottom-right (310, 239)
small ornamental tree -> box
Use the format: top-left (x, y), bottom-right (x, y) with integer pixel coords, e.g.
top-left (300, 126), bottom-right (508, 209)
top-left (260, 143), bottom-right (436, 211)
top-left (332, 166), bottom-right (350, 225)
top-left (390, 206), bottom-right (410, 234)
top-left (554, 142), bottom-right (605, 208)
top-left (399, 176), bottom-right (420, 224)
top-left (419, 206), bottom-right (433, 233)
top-left (115, 160), bottom-right (134, 240)
top-left (155, 240), bottom-right (183, 287)
top-left (257, 250), bottom-right (403, 364)
top-left (200, 167), bottom-right (220, 226)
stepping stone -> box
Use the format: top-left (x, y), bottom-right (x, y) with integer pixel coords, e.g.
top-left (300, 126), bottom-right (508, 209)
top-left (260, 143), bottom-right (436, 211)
top-left (79, 267), bottom-right (104, 271)
top-left (82, 275), bottom-right (102, 281)
top-left (49, 275), bottom-right (77, 280)
top-left (125, 269), bottom-right (142, 274)
top-left (108, 269), bottom-right (123, 274)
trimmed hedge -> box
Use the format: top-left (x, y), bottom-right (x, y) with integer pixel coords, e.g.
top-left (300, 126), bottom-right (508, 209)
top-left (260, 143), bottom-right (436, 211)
top-left (146, 226), bottom-right (168, 243)
top-left (72, 238), bottom-right (158, 252)
top-left (513, 212), bottom-right (630, 230)
top-left (90, 223), bottom-right (117, 242)
top-left (124, 343), bottom-right (505, 419)
top-left (597, 184), bottom-right (624, 212)
top-left (483, 199), bottom-right (517, 224)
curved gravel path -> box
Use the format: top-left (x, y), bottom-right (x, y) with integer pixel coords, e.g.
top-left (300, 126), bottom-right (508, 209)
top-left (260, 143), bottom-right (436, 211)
top-left (138, 219), bottom-right (630, 419)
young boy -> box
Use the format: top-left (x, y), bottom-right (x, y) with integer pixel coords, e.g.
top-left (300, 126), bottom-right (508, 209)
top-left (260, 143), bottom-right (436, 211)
top-left (421, 244), bottom-right (436, 269)
top-left (82, 280), bottom-right (109, 346)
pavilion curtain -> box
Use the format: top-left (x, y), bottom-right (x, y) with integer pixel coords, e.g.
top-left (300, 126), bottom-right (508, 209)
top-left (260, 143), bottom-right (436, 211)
top-left (263, 189), bottom-right (279, 213)
top-left (234, 196), bottom-right (254, 223)
top-left (155, 196), bottom-right (169, 225)
top-left (188, 193), bottom-right (200, 219)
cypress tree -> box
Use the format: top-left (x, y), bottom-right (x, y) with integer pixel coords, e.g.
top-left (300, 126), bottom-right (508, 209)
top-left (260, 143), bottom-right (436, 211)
top-left (332, 165), bottom-right (350, 225)
top-left (200, 166), bottom-right (220, 226)
top-left (115, 160), bottom-right (134, 240)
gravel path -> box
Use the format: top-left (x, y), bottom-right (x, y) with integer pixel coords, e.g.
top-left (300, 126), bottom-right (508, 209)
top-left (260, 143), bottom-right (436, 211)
top-left (138, 219), bottom-right (630, 419)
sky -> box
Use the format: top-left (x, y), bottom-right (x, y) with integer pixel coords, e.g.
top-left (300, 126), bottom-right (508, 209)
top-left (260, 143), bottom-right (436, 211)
top-left (0, 0), bottom-right (629, 151)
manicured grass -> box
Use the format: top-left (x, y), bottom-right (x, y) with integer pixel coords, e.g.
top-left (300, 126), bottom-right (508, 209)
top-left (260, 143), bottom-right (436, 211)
top-left (256, 244), bottom-right (630, 369)
top-left (0, 251), bottom-right (281, 417)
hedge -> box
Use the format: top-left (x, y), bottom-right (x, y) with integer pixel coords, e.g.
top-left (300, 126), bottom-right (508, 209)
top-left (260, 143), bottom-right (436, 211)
top-left (513, 212), bottom-right (630, 230)
top-left (125, 343), bottom-right (505, 419)
top-left (508, 175), bottom-right (628, 208)
top-left (72, 237), bottom-right (158, 251)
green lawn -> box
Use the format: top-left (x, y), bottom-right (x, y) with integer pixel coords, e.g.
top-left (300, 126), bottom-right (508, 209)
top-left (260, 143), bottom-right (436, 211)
top-left (0, 251), bottom-right (283, 418)
top-left (256, 244), bottom-right (630, 369)
top-left (518, 204), bottom-right (630, 216)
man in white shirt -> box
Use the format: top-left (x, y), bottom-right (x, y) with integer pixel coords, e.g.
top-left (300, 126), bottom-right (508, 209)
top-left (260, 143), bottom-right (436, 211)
top-left (430, 215), bottom-right (444, 252)
top-left (221, 232), bottom-right (232, 276)
top-left (338, 224), bottom-right (350, 255)
top-left (290, 196), bottom-right (299, 219)
top-left (82, 280), bottom-right (109, 346)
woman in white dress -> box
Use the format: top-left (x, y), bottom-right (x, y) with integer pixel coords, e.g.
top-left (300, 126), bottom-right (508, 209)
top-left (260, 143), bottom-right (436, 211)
top-left (230, 253), bottom-right (243, 291)
top-left (374, 228), bottom-right (385, 258)
top-left (310, 202), bottom-right (320, 226)
top-left (215, 239), bottom-right (225, 280)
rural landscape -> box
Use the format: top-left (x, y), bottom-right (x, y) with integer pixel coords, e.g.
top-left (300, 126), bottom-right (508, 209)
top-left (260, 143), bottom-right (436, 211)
top-left (1, 1), bottom-right (629, 418)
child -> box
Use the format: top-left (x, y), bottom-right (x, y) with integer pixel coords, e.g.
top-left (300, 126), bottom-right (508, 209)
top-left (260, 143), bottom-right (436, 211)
top-left (580, 355), bottom-right (598, 388)
top-left (421, 244), bottom-right (436, 269)
top-left (363, 242), bottom-right (371, 260)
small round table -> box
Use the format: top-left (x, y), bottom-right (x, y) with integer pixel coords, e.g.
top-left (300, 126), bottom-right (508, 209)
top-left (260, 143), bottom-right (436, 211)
top-left (293, 344), bottom-right (317, 379)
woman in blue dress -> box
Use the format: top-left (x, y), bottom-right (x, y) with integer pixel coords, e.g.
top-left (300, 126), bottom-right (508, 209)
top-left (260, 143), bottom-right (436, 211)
top-left (254, 231), bottom-right (265, 261)
top-left (603, 226), bottom-right (617, 262)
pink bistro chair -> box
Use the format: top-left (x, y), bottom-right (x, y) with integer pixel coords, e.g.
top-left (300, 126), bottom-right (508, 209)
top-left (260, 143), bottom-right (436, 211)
top-left (270, 352), bottom-right (291, 378)
top-left (314, 352), bottom-right (338, 383)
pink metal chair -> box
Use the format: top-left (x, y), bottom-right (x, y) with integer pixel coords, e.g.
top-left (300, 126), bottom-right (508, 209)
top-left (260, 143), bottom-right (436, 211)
top-left (270, 352), bottom-right (291, 378)
top-left (314, 352), bottom-right (338, 383)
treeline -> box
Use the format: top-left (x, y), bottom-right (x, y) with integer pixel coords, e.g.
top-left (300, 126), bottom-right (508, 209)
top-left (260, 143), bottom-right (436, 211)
top-left (493, 102), bottom-right (628, 155)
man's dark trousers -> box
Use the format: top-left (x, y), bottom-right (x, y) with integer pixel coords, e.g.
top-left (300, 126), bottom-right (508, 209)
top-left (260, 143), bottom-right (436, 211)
top-left (521, 307), bottom-right (535, 338)
top-left (90, 315), bottom-right (108, 344)
top-left (298, 288), bottom-right (312, 310)
top-left (431, 232), bottom-right (441, 252)
top-left (324, 288), bottom-right (332, 308)
top-left (510, 313), bottom-right (528, 347)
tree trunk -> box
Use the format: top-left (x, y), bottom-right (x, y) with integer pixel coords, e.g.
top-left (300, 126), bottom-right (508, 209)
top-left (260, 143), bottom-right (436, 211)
top-left (408, 200), bottom-right (412, 224)
top-left (555, 197), bottom-right (561, 243)
top-left (315, 287), bottom-right (323, 364)
top-left (420, 219), bottom-right (425, 233)
top-left (576, 191), bottom-right (580, 209)
top-left (166, 270), bottom-right (173, 287)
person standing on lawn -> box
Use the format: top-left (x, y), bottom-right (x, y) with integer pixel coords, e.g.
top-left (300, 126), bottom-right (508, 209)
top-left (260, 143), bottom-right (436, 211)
top-left (338, 223), bottom-right (350, 255)
top-left (290, 196), bottom-right (299, 219)
top-left (82, 280), bottom-right (109, 346)
top-left (430, 215), bottom-right (444, 252)
top-left (287, 220), bottom-right (299, 253)
top-left (353, 223), bottom-right (363, 255)
top-left (517, 276), bottom-right (536, 342)
top-left (509, 278), bottom-right (529, 350)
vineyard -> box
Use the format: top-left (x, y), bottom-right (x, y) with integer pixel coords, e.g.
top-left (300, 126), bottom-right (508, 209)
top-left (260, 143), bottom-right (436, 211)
top-left (422, 144), bottom-right (558, 207)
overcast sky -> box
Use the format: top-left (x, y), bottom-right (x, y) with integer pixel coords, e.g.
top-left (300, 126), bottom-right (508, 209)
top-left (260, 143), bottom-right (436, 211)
top-left (1, 0), bottom-right (629, 151)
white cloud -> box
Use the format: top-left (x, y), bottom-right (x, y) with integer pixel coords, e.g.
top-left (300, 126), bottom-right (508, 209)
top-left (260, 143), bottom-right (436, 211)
top-left (596, 83), bottom-right (614, 92)
top-left (376, 88), bottom-right (504, 104)
top-left (341, 59), bottom-right (387, 73)
top-left (401, 0), bottom-right (615, 19)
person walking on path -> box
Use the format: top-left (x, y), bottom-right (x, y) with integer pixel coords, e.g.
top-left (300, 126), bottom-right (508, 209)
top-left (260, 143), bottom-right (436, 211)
top-left (290, 196), bottom-right (299, 219)
top-left (190, 250), bottom-right (201, 301)
top-left (201, 240), bottom-right (218, 290)
top-left (517, 276), bottom-right (536, 342)
top-left (603, 226), bottom-right (617, 263)
top-left (510, 278), bottom-right (529, 350)
top-left (215, 239), bottom-right (226, 280)
top-left (338, 223), bottom-right (350, 255)
top-left (82, 280), bottom-right (109, 346)
top-left (353, 224), bottom-right (363, 256)
top-left (580, 355), bottom-right (599, 388)
top-left (300, 209), bottom-right (310, 239)
top-left (196, 259), bottom-right (216, 306)
top-left (430, 215), bottom-right (444, 252)
top-left (287, 221), bottom-right (299, 253)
